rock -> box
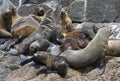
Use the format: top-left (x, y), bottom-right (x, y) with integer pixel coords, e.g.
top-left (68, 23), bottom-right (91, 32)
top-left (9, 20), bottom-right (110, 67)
top-left (18, 4), bottom-right (51, 16)
top-left (22, 0), bottom-right (47, 4)
top-left (60, 0), bottom-right (75, 7)
top-left (5, 56), bottom-right (120, 81)
top-left (68, 0), bottom-right (86, 22)
top-left (0, 63), bottom-right (11, 81)
top-left (0, 50), bottom-right (21, 81)
top-left (10, 0), bottom-right (19, 7)
top-left (0, 0), bottom-right (16, 13)
top-left (67, 0), bottom-right (120, 23)
top-left (2, 55), bottom-right (21, 70)
top-left (87, 0), bottom-right (119, 23)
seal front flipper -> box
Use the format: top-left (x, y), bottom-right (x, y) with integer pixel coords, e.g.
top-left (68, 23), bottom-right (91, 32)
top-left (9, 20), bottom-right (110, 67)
top-left (37, 67), bottom-right (57, 77)
top-left (20, 56), bottom-right (35, 66)
top-left (1, 38), bottom-right (19, 51)
top-left (96, 53), bottom-right (105, 75)
top-left (1, 35), bottom-right (23, 51)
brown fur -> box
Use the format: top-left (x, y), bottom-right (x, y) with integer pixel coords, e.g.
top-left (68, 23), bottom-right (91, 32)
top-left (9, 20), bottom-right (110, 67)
top-left (60, 39), bottom-right (81, 51)
top-left (0, 8), bottom-right (13, 38)
top-left (9, 6), bottom-right (21, 24)
top-left (60, 9), bottom-right (75, 34)
top-left (34, 51), bottom-right (68, 77)
top-left (12, 26), bottom-right (36, 38)
top-left (10, 6), bottom-right (44, 39)
top-left (59, 9), bottom-right (90, 50)
top-left (11, 16), bottom-right (40, 38)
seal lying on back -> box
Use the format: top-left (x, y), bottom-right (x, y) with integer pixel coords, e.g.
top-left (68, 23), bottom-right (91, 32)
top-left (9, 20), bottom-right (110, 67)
top-left (60, 27), bottom-right (116, 74)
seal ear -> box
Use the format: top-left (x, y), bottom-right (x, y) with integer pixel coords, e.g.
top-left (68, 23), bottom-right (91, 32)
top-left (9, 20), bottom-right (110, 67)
top-left (92, 25), bottom-right (98, 34)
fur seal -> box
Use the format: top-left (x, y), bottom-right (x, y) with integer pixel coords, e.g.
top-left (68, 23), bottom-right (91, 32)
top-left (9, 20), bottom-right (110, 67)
top-left (60, 27), bottom-right (116, 74)
top-left (1, 15), bottom-right (41, 51)
top-left (0, 9), bottom-right (12, 38)
top-left (60, 9), bottom-right (75, 34)
top-left (59, 9), bottom-right (91, 50)
top-left (1, 7), bottom-right (45, 51)
top-left (20, 51), bottom-right (68, 77)
top-left (15, 9), bottom-right (55, 54)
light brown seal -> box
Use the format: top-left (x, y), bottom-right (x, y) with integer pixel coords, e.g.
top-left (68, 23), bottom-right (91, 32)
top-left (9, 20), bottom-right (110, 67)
top-left (60, 27), bottom-right (116, 74)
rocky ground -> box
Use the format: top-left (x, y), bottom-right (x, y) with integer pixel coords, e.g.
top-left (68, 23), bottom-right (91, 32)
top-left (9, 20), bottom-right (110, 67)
top-left (1, 53), bottom-right (120, 81)
top-left (0, 0), bottom-right (120, 81)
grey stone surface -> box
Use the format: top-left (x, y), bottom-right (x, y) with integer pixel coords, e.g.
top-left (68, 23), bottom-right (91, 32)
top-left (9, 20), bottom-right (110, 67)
top-left (10, 0), bottom-right (19, 7)
top-left (0, 0), bottom-right (15, 13)
top-left (18, 4), bottom-right (51, 16)
top-left (0, 50), bottom-right (21, 81)
top-left (68, 0), bottom-right (86, 22)
top-left (23, 0), bottom-right (47, 4)
top-left (66, 0), bottom-right (120, 23)
top-left (86, 0), bottom-right (119, 22)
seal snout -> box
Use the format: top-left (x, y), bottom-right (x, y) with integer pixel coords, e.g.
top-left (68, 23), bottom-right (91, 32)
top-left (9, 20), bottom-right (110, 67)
top-left (30, 42), bottom-right (39, 52)
top-left (109, 25), bottom-right (118, 34)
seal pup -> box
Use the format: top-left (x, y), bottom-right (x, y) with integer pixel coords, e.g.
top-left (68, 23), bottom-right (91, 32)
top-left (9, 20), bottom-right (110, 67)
top-left (20, 51), bottom-right (68, 77)
top-left (60, 8), bottom-right (75, 35)
top-left (60, 27), bottom-right (116, 75)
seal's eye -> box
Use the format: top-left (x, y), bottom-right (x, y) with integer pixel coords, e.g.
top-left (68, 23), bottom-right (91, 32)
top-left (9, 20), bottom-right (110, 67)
top-left (109, 28), bottom-right (112, 32)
